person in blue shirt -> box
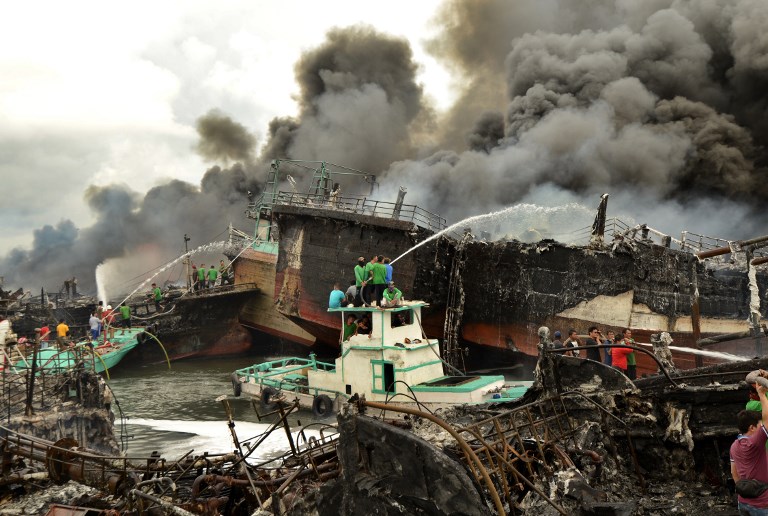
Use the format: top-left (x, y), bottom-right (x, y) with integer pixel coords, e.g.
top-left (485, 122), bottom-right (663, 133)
top-left (383, 257), bottom-right (393, 284)
top-left (329, 283), bottom-right (346, 308)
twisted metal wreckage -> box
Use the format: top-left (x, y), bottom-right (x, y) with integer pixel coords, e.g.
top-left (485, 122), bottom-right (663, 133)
top-left (0, 331), bottom-right (762, 515)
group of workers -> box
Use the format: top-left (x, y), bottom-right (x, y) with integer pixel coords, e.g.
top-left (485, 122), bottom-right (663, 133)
top-left (329, 255), bottom-right (402, 309)
top-left (552, 327), bottom-right (637, 380)
top-left (87, 302), bottom-right (132, 342)
top-left (190, 260), bottom-right (232, 291)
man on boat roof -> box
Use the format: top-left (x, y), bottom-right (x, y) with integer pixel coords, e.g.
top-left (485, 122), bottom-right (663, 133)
top-left (381, 281), bottom-right (403, 307)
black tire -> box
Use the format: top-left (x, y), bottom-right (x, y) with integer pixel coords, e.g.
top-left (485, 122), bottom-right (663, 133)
top-left (260, 386), bottom-right (278, 411)
top-left (312, 394), bottom-right (334, 418)
top-left (231, 373), bottom-right (241, 397)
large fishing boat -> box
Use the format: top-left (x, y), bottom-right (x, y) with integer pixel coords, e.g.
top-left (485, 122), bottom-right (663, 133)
top-left (229, 159), bottom-right (768, 377)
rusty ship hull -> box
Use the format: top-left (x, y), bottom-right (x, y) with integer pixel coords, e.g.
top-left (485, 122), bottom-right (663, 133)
top-left (271, 204), bottom-right (767, 376)
top-left (230, 244), bottom-right (317, 347)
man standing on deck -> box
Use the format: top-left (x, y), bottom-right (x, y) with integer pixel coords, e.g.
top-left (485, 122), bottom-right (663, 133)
top-left (88, 313), bottom-right (100, 340)
top-left (584, 326), bottom-right (603, 362)
top-left (39, 324), bottom-right (51, 348)
top-left (119, 303), bottom-right (132, 334)
top-left (622, 329), bottom-right (637, 380)
top-left (151, 283), bottom-right (163, 312)
top-left (383, 257), bottom-right (393, 284)
top-left (372, 255), bottom-right (388, 306)
top-left (198, 264), bottom-right (207, 289)
top-left (361, 256), bottom-right (378, 306)
top-left (730, 376), bottom-right (768, 513)
top-left (208, 264), bottom-right (218, 288)
top-left (56, 319), bottom-right (69, 348)
top-left (219, 260), bottom-right (231, 285)
top-left (354, 257), bottom-right (366, 305)
top-left (191, 263), bottom-right (198, 291)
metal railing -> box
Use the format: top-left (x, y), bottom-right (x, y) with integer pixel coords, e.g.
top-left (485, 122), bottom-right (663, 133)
top-left (249, 190), bottom-right (447, 233)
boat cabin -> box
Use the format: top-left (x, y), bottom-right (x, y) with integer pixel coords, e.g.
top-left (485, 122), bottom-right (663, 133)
top-left (312, 302), bottom-right (499, 403)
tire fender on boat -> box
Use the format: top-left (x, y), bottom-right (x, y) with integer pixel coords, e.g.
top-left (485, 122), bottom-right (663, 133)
top-left (230, 373), bottom-right (241, 397)
top-left (260, 386), bottom-right (278, 410)
top-left (312, 394), bottom-right (333, 418)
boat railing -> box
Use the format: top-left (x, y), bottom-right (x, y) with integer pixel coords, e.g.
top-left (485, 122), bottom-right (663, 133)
top-left (561, 218), bottom-right (768, 259)
top-left (237, 357), bottom-right (335, 380)
top-left (267, 190), bottom-right (447, 232)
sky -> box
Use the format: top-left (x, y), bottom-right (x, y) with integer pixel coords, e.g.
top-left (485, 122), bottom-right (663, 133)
top-left (3, 0), bottom-right (768, 295)
top-left (0, 0), bottom-right (449, 251)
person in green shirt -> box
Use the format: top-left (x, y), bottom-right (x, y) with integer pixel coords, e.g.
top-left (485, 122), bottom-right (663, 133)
top-left (372, 255), bottom-right (388, 305)
top-left (219, 260), bottom-right (231, 285)
top-left (622, 328), bottom-right (637, 380)
top-left (119, 303), bottom-right (131, 334)
top-left (353, 257), bottom-right (366, 305)
top-left (343, 314), bottom-right (357, 342)
top-left (361, 256), bottom-right (378, 306)
top-left (208, 265), bottom-right (218, 288)
top-left (198, 264), bottom-right (207, 289)
top-left (151, 283), bottom-right (163, 312)
top-left (382, 282), bottom-right (403, 307)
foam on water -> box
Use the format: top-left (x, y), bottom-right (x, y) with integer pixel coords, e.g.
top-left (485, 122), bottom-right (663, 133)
top-left (127, 418), bottom-right (329, 462)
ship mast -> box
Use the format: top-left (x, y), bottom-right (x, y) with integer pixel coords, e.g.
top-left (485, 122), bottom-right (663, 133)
top-left (589, 193), bottom-right (609, 248)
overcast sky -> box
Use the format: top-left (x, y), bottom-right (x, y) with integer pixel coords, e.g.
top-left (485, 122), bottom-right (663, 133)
top-left (4, 0), bottom-right (768, 295)
top-left (0, 0), bottom-right (449, 251)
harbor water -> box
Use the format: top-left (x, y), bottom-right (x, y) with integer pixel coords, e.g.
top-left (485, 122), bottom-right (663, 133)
top-left (106, 355), bottom-right (334, 461)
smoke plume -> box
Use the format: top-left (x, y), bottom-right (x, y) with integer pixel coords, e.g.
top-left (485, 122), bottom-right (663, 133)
top-left (4, 3), bottom-right (768, 293)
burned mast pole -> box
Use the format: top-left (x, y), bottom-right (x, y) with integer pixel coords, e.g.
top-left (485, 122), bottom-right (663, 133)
top-left (589, 194), bottom-right (609, 248)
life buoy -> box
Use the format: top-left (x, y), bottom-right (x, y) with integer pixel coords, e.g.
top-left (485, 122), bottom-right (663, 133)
top-left (312, 394), bottom-right (333, 418)
top-left (260, 386), bottom-right (278, 410)
top-left (230, 373), bottom-right (241, 397)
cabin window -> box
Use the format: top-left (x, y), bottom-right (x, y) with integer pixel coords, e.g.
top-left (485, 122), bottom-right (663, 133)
top-left (371, 360), bottom-right (396, 394)
top-left (391, 310), bottom-right (412, 328)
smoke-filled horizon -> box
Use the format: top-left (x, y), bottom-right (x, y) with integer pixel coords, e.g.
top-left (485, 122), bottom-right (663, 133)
top-left (3, 0), bottom-right (768, 294)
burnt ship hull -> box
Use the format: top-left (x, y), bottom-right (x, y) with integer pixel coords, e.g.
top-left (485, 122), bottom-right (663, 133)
top-left (230, 245), bottom-right (316, 346)
top-left (129, 287), bottom-right (258, 364)
top-left (271, 204), bottom-right (768, 376)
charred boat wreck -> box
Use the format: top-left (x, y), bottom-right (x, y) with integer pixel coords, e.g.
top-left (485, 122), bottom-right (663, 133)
top-left (1, 327), bottom-right (760, 514)
top-left (245, 160), bottom-right (768, 374)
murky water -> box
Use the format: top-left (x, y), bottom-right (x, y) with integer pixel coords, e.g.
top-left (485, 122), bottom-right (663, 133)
top-left (106, 355), bottom-right (332, 461)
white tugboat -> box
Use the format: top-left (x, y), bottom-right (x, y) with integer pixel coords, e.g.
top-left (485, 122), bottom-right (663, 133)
top-left (231, 301), bottom-right (528, 417)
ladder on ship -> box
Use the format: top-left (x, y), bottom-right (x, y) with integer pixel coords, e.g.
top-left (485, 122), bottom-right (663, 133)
top-left (443, 231), bottom-right (472, 371)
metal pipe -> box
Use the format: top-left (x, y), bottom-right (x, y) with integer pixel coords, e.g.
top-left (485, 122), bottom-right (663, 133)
top-left (129, 489), bottom-right (197, 516)
top-left (363, 400), bottom-right (566, 516)
top-left (546, 344), bottom-right (679, 386)
top-left (696, 235), bottom-right (768, 259)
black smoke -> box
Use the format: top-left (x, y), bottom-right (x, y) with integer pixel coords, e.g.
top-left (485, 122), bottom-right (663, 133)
top-left (5, 5), bottom-right (768, 292)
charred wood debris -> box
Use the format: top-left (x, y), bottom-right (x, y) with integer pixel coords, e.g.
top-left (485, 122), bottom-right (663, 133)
top-left (0, 333), bottom-right (757, 515)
